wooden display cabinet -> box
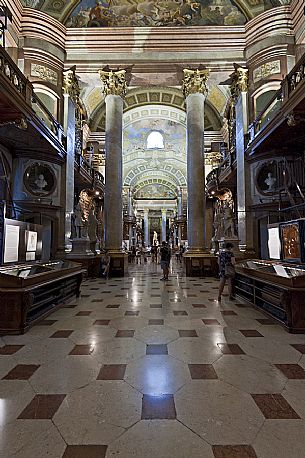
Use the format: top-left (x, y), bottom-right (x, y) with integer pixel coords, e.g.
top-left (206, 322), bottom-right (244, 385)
top-left (235, 260), bottom-right (305, 333)
top-left (0, 261), bottom-right (84, 335)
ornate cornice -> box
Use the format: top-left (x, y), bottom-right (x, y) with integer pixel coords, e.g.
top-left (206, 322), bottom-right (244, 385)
top-left (99, 69), bottom-right (128, 98)
top-left (182, 68), bottom-right (209, 99)
top-left (62, 66), bottom-right (80, 103)
top-left (230, 64), bottom-right (248, 100)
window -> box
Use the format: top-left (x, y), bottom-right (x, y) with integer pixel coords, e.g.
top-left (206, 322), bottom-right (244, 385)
top-left (147, 131), bottom-right (164, 149)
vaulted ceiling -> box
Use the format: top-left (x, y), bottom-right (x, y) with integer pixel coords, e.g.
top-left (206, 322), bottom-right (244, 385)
top-left (22, 0), bottom-right (289, 27)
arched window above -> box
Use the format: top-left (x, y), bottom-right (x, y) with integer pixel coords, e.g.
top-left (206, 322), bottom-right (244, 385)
top-left (147, 131), bottom-right (164, 149)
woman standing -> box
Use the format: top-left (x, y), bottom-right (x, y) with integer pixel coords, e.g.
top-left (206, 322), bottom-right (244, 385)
top-left (218, 242), bottom-right (236, 301)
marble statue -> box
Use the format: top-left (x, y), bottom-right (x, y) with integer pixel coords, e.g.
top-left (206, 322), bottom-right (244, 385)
top-left (74, 203), bottom-right (84, 238)
top-left (264, 172), bottom-right (276, 191)
top-left (35, 174), bottom-right (47, 191)
top-left (88, 209), bottom-right (97, 242)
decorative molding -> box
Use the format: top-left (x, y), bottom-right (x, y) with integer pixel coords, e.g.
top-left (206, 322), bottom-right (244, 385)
top-left (31, 63), bottom-right (58, 85)
top-left (253, 60), bottom-right (281, 83)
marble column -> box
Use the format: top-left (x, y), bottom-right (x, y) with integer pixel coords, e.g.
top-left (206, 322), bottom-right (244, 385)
top-left (185, 92), bottom-right (207, 252)
top-left (144, 209), bottom-right (149, 246)
top-left (161, 209), bottom-right (167, 242)
top-left (128, 188), bottom-right (134, 248)
top-left (99, 68), bottom-right (129, 275)
top-left (104, 94), bottom-right (123, 251)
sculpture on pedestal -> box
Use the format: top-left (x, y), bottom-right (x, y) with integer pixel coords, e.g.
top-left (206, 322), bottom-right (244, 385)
top-left (73, 203), bottom-right (85, 239)
top-left (212, 188), bottom-right (238, 252)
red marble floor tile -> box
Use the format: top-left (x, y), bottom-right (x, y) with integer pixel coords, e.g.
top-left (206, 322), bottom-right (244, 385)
top-left (202, 319), bottom-right (221, 325)
top-left (69, 345), bottom-right (94, 355)
top-left (97, 364), bottom-right (126, 380)
top-left (212, 445), bottom-right (257, 458)
top-left (251, 394), bottom-right (300, 419)
top-left (275, 364), bottom-right (305, 379)
top-left (170, 298), bottom-right (182, 302)
top-left (106, 304), bottom-right (120, 308)
top-left (115, 330), bottom-right (135, 338)
top-left (18, 394), bottom-right (66, 419)
top-left (63, 445), bottom-right (108, 458)
top-left (142, 394), bottom-right (176, 419)
top-left (50, 330), bottom-right (73, 338)
top-left (149, 319), bottom-right (164, 325)
top-left (178, 330), bottom-right (198, 337)
top-left (192, 303), bottom-right (207, 308)
top-left (235, 303), bottom-right (251, 308)
top-left (151, 294), bottom-right (161, 297)
top-left (221, 310), bottom-right (238, 316)
top-left (75, 311), bottom-right (92, 316)
top-left (146, 344), bottom-right (168, 355)
top-left (115, 294), bottom-right (125, 297)
top-left (199, 290), bottom-right (209, 293)
top-left (0, 345), bottom-right (24, 355)
top-left (291, 344), bottom-right (305, 354)
top-left (64, 304), bottom-right (77, 308)
top-left (256, 318), bottom-right (275, 325)
top-left (125, 311), bottom-right (140, 316)
top-left (173, 311), bottom-right (188, 316)
top-left (91, 299), bottom-right (104, 302)
top-left (186, 294), bottom-right (197, 297)
top-left (93, 320), bottom-right (110, 325)
top-left (81, 295), bottom-right (90, 298)
top-left (150, 304), bottom-right (162, 308)
top-left (130, 299), bottom-right (142, 302)
top-left (2, 364), bottom-right (40, 380)
top-left (38, 320), bottom-right (57, 326)
top-left (90, 288), bottom-right (99, 290)
top-left (239, 330), bottom-right (264, 337)
top-left (217, 343), bottom-right (245, 355)
top-left (188, 364), bottom-right (218, 380)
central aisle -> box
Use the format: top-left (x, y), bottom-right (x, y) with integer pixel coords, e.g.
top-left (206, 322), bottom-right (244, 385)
top-left (1, 260), bottom-right (305, 457)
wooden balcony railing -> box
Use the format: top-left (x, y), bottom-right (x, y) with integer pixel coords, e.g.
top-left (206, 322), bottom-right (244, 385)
top-left (248, 52), bottom-right (305, 144)
top-left (0, 46), bottom-right (65, 148)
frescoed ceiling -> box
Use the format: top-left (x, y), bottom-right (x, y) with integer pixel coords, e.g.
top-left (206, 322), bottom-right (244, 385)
top-left (21, 0), bottom-right (289, 27)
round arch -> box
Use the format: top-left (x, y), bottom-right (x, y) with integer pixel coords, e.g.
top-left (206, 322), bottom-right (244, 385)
top-left (90, 86), bottom-right (222, 131)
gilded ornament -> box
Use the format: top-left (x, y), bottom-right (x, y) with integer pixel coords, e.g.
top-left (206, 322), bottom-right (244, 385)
top-left (31, 64), bottom-right (58, 85)
top-left (230, 64), bottom-right (248, 99)
top-left (99, 69), bottom-right (128, 98)
top-left (182, 68), bottom-right (209, 98)
top-left (62, 66), bottom-right (80, 103)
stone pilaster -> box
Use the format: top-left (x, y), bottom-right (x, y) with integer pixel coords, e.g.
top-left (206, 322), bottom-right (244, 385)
top-left (230, 65), bottom-right (255, 254)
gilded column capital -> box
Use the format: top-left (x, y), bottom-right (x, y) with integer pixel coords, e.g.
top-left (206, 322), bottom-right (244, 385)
top-left (62, 66), bottom-right (80, 103)
top-left (182, 68), bottom-right (209, 98)
top-left (99, 69), bottom-right (128, 98)
top-left (230, 64), bottom-right (248, 100)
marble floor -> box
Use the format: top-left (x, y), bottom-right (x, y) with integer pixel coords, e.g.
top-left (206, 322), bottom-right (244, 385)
top-left (1, 261), bottom-right (305, 458)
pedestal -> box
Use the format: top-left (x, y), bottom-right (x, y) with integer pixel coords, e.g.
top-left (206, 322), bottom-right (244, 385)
top-left (184, 252), bottom-right (218, 277)
top-left (66, 238), bottom-right (94, 258)
top-left (108, 251), bottom-right (128, 277)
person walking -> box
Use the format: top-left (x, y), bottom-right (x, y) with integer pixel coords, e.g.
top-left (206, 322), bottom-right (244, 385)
top-left (217, 242), bottom-right (236, 301)
top-left (160, 241), bottom-right (171, 280)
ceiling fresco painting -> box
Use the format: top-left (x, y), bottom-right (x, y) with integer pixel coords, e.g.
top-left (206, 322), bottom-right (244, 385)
top-left (21, 0), bottom-right (287, 26)
top-left (66, 0), bottom-right (246, 27)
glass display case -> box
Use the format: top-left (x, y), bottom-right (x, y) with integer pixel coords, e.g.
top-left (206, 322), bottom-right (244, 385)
top-left (0, 260), bottom-right (84, 335)
top-left (235, 259), bottom-right (305, 333)
top-left (0, 260), bottom-right (82, 288)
